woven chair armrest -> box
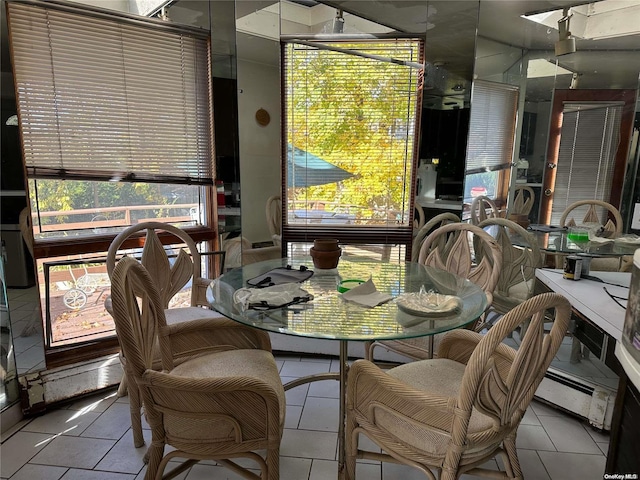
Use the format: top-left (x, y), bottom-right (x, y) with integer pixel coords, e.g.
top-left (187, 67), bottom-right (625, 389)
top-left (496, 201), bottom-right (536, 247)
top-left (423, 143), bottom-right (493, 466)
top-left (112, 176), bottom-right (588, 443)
top-left (348, 360), bottom-right (453, 420)
top-left (163, 317), bottom-right (272, 356)
top-left (104, 295), bottom-right (113, 316)
top-left (192, 277), bottom-right (215, 307)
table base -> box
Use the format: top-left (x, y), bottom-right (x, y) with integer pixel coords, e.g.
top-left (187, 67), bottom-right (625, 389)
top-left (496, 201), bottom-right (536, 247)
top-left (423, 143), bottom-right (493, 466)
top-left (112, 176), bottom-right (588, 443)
top-left (283, 340), bottom-right (349, 478)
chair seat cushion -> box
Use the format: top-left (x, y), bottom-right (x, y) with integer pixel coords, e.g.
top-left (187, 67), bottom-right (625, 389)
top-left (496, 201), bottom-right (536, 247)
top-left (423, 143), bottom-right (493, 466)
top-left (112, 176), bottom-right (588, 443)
top-left (507, 279), bottom-right (532, 301)
top-left (382, 359), bottom-right (495, 456)
top-left (165, 306), bottom-right (225, 325)
top-left (171, 348), bottom-right (286, 429)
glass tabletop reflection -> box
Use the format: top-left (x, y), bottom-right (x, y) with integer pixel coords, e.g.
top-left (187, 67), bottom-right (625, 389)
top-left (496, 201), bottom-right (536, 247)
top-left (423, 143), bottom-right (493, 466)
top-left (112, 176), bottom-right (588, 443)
top-left (511, 228), bottom-right (640, 257)
top-left (206, 258), bottom-right (488, 342)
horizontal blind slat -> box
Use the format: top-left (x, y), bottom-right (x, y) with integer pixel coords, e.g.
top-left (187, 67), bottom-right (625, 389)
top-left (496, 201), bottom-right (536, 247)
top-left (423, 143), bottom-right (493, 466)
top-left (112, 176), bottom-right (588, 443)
top-left (8, 1), bottom-right (213, 185)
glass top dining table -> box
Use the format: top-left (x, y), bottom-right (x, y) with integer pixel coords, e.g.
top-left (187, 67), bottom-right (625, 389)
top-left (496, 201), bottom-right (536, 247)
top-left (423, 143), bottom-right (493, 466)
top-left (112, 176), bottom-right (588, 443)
top-left (509, 225), bottom-right (640, 257)
top-left (206, 257), bottom-right (488, 478)
top-left (206, 257), bottom-right (488, 342)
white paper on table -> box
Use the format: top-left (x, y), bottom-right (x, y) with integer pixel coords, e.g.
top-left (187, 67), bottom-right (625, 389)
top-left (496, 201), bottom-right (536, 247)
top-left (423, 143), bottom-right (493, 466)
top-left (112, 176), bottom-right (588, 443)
top-left (340, 278), bottom-right (393, 308)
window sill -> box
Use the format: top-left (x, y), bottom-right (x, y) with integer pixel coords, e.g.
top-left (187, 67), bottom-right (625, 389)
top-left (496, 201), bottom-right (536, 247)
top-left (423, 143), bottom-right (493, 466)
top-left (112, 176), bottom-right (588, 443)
top-left (33, 225), bottom-right (216, 258)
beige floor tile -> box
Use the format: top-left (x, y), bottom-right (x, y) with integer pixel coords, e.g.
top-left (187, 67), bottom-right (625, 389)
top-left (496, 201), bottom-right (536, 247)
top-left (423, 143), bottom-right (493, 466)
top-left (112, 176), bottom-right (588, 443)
top-left (299, 396), bottom-right (339, 432)
top-left (308, 379), bottom-right (340, 398)
top-left (135, 461), bottom-right (189, 480)
top-left (280, 428), bottom-right (337, 460)
top-left (309, 459), bottom-right (338, 480)
top-left (182, 462), bottom-right (259, 479)
top-left (30, 435), bottom-right (116, 469)
top-left (285, 405), bottom-right (303, 429)
top-left (521, 407), bottom-right (541, 425)
top-left (8, 463), bottom-right (68, 480)
top-left (597, 442), bottom-right (609, 456)
top-left (279, 456), bottom-right (313, 479)
top-left (355, 461), bottom-right (382, 479)
top-left (382, 462), bottom-right (431, 479)
top-left (583, 424), bottom-right (610, 444)
top-left (0, 432), bottom-right (57, 478)
top-left (516, 424), bottom-right (556, 451)
top-left (538, 415), bottom-right (602, 454)
top-left (530, 400), bottom-right (565, 417)
top-left (282, 376), bottom-right (310, 406)
top-left (516, 449), bottom-right (551, 480)
top-left (81, 402), bottom-right (133, 440)
top-left (66, 389), bottom-right (119, 414)
top-left (59, 469), bottom-right (136, 480)
top-left (538, 451), bottom-right (606, 480)
top-left (280, 360), bottom-right (331, 378)
top-left (22, 409), bottom-right (101, 437)
top-left (93, 428), bottom-right (150, 474)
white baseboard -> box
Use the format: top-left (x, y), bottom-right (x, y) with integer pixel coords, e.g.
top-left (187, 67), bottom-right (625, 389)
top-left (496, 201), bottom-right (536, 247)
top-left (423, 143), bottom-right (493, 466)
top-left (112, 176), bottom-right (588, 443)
top-left (19, 354), bottom-right (123, 414)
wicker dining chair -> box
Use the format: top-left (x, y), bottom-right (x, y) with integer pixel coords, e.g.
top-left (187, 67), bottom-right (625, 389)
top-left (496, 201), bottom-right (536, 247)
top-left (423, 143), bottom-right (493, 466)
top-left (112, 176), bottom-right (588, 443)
top-left (414, 205), bottom-right (426, 233)
top-left (559, 199), bottom-right (622, 234)
top-left (347, 292), bottom-right (572, 480)
top-left (410, 212), bottom-right (461, 262)
top-left (477, 218), bottom-right (542, 327)
top-left (558, 199), bottom-right (627, 272)
top-left (106, 222), bottom-right (228, 449)
top-left (365, 223), bottom-right (502, 361)
top-left (110, 257), bottom-right (285, 480)
top-left (266, 194), bottom-right (282, 247)
top-left (470, 195), bottom-right (499, 225)
top-left (510, 185), bottom-right (535, 217)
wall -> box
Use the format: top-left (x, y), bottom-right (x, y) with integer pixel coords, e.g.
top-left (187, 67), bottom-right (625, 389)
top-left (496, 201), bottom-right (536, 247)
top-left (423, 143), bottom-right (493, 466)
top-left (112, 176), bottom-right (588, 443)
top-left (237, 57), bottom-right (281, 244)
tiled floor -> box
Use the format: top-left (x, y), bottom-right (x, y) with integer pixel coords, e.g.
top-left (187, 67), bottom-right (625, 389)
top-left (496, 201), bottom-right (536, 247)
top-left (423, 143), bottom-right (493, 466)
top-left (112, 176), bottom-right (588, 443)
top-left (1, 352), bottom-right (610, 480)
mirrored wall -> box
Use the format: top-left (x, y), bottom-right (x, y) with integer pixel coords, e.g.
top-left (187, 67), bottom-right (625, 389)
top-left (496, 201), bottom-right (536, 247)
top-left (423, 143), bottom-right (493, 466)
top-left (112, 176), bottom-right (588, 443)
top-left (470, 1), bottom-right (640, 227)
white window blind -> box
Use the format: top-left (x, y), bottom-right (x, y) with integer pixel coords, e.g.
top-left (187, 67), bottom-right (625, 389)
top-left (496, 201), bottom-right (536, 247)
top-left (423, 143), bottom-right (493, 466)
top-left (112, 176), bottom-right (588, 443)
top-left (550, 103), bottom-right (623, 225)
top-left (7, 1), bottom-right (214, 185)
top-left (465, 80), bottom-right (519, 174)
top-left (282, 39), bottom-right (422, 246)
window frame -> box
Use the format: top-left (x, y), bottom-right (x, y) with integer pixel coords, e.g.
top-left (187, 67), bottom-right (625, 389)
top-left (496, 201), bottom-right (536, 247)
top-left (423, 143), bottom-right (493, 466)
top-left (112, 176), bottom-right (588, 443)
top-left (280, 37), bottom-right (424, 258)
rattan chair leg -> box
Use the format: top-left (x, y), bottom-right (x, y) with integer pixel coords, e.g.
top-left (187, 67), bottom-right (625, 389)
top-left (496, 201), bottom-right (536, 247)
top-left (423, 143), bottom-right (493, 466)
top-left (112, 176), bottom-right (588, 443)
top-left (117, 372), bottom-right (129, 397)
top-left (127, 375), bottom-right (145, 448)
top-left (503, 434), bottom-right (523, 479)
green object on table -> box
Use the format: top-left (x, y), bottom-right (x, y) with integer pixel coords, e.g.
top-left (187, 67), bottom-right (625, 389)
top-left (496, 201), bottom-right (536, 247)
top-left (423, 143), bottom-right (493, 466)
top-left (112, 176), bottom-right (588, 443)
top-left (567, 226), bottom-right (590, 244)
top-left (337, 279), bottom-right (366, 293)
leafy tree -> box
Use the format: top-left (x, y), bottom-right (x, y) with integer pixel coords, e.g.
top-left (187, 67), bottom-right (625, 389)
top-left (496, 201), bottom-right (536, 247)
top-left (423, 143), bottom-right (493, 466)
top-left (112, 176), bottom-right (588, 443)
top-left (286, 41), bottom-right (421, 224)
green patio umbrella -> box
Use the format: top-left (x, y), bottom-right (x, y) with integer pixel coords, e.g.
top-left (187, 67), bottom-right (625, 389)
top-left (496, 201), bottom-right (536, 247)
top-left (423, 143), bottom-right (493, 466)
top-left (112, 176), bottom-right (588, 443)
top-left (287, 144), bottom-right (354, 188)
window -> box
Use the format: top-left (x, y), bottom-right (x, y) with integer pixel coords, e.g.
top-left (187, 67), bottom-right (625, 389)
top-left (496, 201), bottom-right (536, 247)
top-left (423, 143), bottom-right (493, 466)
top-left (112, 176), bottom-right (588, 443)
top-left (7, 0), bottom-right (215, 359)
top-left (549, 103), bottom-right (623, 224)
top-left (7, 0), bottom-right (213, 239)
top-left (282, 39), bottom-right (423, 258)
top-left (464, 80), bottom-right (519, 204)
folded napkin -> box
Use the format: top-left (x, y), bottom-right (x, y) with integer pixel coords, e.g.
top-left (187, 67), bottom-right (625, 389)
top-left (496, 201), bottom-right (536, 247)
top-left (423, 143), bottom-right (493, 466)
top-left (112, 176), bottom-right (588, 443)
top-left (614, 234), bottom-right (640, 244)
top-left (233, 283), bottom-right (313, 311)
top-left (341, 278), bottom-right (393, 307)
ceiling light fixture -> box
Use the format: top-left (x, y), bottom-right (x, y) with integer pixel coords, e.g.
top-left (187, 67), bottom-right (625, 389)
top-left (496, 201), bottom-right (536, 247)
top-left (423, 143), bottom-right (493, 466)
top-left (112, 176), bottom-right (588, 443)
top-left (555, 8), bottom-right (576, 56)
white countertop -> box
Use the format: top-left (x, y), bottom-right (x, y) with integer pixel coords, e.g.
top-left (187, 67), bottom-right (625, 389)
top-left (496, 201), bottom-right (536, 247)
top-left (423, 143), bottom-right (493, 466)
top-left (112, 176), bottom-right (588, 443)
top-left (415, 197), bottom-right (463, 211)
top-left (535, 268), bottom-right (630, 341)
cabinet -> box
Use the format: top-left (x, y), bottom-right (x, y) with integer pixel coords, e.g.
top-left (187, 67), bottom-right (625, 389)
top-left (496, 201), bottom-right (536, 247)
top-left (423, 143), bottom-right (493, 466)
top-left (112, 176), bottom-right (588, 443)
top-left (419, 107), bottom-right (469, 202)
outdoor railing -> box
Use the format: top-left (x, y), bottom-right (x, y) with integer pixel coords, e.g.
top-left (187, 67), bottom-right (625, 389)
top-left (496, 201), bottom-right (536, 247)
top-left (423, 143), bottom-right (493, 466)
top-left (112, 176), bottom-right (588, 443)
top-left (30, 203), bottom-right (198, 235)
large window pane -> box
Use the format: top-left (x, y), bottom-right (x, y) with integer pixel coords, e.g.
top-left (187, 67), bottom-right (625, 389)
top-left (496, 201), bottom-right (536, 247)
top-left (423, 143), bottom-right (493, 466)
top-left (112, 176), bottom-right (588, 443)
top-left (282, 39), bottom-right (422, 249)
top-left (29, 179), bottom-right (204, 239)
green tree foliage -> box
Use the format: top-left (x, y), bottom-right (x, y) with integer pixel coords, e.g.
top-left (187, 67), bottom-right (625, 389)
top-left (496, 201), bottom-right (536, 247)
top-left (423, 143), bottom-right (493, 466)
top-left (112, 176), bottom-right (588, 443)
top-left (29, 179), bottom-right (167, 225)
top-left (286, 41), bottom-right (421, 224)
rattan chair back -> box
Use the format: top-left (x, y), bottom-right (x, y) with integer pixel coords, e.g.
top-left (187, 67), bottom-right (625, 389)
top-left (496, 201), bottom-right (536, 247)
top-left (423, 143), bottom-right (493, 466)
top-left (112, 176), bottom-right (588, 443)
top-left (347, 292), bottom-right (572, 480)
